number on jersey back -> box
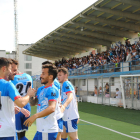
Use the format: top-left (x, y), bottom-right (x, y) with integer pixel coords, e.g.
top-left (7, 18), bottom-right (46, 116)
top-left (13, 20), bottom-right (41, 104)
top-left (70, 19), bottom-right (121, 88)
top-left (16, 81), bottom-right (31, 96)
top-left (12, 73), bottom-right (33, 97)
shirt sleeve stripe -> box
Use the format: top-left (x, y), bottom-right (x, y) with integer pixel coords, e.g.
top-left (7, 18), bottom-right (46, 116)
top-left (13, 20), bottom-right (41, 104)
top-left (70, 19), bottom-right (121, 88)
top-left (66, 91), bottom-right (72, 94)
top-left (14, 95), bottom-right (21, 100)
top-left (49, 99), bottom-right (57, 102)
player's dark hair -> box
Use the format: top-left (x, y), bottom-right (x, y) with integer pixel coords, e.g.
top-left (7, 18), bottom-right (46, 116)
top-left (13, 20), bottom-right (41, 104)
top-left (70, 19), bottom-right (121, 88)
top-left (0, 57), bottom-right (12, 69)
top-left (10, 59), bottom-right (19, 66)
top-left (42, 61), bottom-right (52, 65)
top-left (42, 64), bottom-right (57, 80)
top-left (58, 67), bottom-right (69, 76)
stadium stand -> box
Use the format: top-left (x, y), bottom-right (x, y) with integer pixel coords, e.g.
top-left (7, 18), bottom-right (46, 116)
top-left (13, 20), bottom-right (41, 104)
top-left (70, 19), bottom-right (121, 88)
top-left (54, 39), bottom-right (140, 76)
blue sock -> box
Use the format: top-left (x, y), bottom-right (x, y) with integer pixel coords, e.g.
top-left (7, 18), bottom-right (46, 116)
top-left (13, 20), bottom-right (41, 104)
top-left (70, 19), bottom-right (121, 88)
top-left (61, 138), bottom-right (68, 140)
top-left (16, 132), bottom-right (18, 140)
top-left (20, 136), bottom-right (28, 140)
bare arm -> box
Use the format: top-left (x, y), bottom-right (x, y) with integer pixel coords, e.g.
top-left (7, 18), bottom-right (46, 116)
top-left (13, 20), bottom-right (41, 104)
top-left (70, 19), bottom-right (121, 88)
top-left (61, 92), bottom-right (73, 113)
top-left (14, 95), bottom-right (30, 108)
top-left (34, 101), bottom-right (56, 118)
top-left (14, 87), bottom-right (36, 108)
top-left (24, 101), bottom-right (56, 127)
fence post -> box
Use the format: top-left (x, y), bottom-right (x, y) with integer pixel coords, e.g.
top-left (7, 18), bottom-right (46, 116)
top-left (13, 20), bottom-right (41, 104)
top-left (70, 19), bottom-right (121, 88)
top-left (87, 78), bottom-right (89, 96)
top-left (131, 77), bottom-right (134, 109)
top-left (101, 76), bottom-right (103, 104)
top-left (78, 79), bottom-right (79, 95)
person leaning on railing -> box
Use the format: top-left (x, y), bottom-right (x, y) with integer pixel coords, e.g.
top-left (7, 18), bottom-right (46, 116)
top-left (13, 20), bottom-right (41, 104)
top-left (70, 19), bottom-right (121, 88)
top-left (105, 84), bottom-right (110, 98)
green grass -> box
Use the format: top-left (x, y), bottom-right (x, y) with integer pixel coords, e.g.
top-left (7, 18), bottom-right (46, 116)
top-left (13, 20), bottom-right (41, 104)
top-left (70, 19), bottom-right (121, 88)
top-left (26, 103), bottom-right (140, 140)
top-left (78, 102), bottom-right (140, 126)
top-left (26, 106), bottom-right (37, 140)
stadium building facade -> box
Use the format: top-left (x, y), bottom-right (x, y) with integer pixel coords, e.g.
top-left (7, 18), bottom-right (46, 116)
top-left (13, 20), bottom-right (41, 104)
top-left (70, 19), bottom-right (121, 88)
top-left (18, 44), bottom-right (47, 76)
top-left (0, 50), bottom-right (16, 59)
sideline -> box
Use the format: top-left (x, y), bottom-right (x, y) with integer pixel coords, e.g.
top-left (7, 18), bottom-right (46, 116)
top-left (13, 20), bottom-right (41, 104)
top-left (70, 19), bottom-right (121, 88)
top-left (80, 119), bottom-right (140, 140)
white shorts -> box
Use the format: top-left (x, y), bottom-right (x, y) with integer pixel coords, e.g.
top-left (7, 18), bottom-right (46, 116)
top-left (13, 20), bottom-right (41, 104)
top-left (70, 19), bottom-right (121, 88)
top-left (33, 131), bottom-right (58, 140)
top-left (63, 119), bottom-right (78, 133)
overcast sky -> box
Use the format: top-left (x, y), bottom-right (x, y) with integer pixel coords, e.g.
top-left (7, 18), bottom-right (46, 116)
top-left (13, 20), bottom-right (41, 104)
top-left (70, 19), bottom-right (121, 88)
top-left (0, 0), bottom-right (96, 52)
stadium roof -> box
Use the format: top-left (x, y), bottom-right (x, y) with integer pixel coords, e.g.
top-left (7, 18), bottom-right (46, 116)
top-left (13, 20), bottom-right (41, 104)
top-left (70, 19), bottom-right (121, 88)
top-left (23, 0), bottom-right (140, 60)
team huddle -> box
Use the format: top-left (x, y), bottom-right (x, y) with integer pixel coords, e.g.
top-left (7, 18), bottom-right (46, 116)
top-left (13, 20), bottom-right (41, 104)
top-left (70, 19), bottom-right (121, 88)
top-left (0, 58), bottom-right (79, 140)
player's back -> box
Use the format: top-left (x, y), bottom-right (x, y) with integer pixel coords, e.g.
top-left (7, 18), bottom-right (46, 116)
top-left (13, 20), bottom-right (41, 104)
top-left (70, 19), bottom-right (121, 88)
top-left (0, 78), bottom-right (19, 137)
top-left (54, 79), bottom-right (61, 102)
top-left (12, 73), bottom-right (33, 97)
top-left (54, 79), bottom-right (61, 90)
top-left (12, 73), bottom-right (33, 132)
top-left (54, 79), bottom-right (63, 120)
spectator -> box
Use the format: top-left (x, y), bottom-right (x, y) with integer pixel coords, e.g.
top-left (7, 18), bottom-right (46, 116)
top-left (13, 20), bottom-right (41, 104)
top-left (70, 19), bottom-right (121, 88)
top-left (105, 84), bottom-right (110, 98)
top-left (115, 88), bottom-right (122, 99)
top-left (93, 86), bottom-right (98, 96)
top-left (55, 39), bottom-right (140, 74)
top-left (126, 49), bottom-right (132, 62)
top-left (99, 86), bottom-right (102, 96)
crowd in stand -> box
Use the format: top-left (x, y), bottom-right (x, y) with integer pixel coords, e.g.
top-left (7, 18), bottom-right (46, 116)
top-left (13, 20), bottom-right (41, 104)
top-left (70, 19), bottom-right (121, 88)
top-left (55, 39), bottom-right (140, 70)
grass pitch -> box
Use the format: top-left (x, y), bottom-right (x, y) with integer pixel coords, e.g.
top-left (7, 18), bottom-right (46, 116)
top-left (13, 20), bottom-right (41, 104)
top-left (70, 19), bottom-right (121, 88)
top-left (26, 102), bottom-right (140, 140)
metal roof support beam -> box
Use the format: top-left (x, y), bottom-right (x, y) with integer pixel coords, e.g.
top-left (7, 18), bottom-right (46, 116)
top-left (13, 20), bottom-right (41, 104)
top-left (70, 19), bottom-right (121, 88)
top-left (28, 50), bottom-right (72, 58)
top-left (51, 36), bottom-right (94, 47)
top-left (115, 0), bottom-right (140, 7)
top-left (33, 46), bottom-right (78, 55)
top-left (62, 27), bottom-right (123, 42)
top-left (81, 15), bottom-right (140, 32)
top-left (71, 22), bottom-right (137, 38)
top-left (92, 6), bottom-right (140, 21)
top-left (23, 53), bottom-right (48, 59)
top-left (42, 40), bottom-right (92, 51)
top-left (37, 42), bottom-right (86, 52)
top-left (56, 32), bottom-right (111, 46)
top-left (24, 52), bottom-right (60, 60)
top-left (50, 36), bottom-right (103, 48)
top-left (24, 53), bottom-right (59, 60)
top-left (39, 42), bottom-right (84, 52)
top-left (34, 44), bottom-right (79, 53)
